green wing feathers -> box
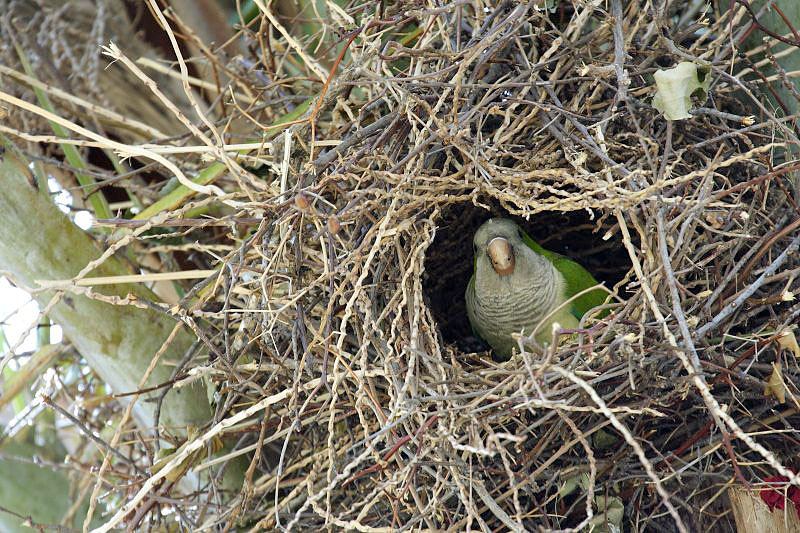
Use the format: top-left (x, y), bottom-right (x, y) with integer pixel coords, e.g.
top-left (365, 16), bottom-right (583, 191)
top-left (519, 229), bottom-right (608, 319)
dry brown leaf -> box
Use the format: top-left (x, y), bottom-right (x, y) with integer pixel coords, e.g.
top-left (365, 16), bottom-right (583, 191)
top-left (764, 363), bottom-right (786, 404)
top-left (776, 329), bottom-right (800, 358)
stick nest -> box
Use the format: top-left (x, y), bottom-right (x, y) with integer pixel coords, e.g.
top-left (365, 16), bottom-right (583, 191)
top-left (4, 1), bottom-right (800, 531)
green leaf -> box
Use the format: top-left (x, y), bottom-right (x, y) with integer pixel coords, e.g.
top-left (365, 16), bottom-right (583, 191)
top-left (737, 1), bottom-right (800, 119)
top-left (134, 97), bottom-right (312, 221)
top-left (0, 439), bottom-right (102, 531)
top-left (14, 45), bottom-right (112, 220)
top-left (651, 62), bottom-right (710, 121)
top-left (587, 495), bottom-right (624, 533)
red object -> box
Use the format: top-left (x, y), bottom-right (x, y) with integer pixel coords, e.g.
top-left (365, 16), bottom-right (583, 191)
top-left (760, 475), bottom-right (800, 516)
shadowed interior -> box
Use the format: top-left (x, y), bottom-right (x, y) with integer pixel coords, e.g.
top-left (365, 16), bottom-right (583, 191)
top-left (422, 201), bottom-right (633, 354)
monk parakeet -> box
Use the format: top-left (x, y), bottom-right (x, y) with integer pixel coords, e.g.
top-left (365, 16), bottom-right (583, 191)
top-left (465, 218), bottom-right (606, 359)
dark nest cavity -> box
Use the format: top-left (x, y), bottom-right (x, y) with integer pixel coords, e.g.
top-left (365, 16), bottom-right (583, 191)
top-left (423, 202), bottom-right (633, 353)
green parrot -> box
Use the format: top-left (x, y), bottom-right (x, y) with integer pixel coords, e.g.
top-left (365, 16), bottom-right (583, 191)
top-left (465, 218), bottom-right (607, 359)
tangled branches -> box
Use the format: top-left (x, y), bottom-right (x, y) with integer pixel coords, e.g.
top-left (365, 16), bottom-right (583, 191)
top-left (3, 0), bottom-right (800, 531)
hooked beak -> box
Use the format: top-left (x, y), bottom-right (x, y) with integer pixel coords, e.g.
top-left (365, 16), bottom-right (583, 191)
top-left (487, 237), bottom-right (515, 276)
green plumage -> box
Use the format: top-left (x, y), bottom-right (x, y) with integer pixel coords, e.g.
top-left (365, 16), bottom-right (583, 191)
top-left (517, 230), bottom-right (608, 319)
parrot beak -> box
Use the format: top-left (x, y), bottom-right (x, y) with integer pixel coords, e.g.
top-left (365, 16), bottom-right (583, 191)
top-left (487, 237), bottom-right (515, 276)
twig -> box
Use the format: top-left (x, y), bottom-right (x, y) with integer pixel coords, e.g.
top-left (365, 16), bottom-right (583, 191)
top-left (695, 233), bottom-right (800, 340)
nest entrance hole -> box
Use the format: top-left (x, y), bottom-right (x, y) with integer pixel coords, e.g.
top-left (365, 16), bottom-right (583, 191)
top-left (422, 202), bottom-right (633, 354)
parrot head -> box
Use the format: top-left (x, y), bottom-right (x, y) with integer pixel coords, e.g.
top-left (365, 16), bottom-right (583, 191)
top-left (473, 218), bottom-right (531, 279)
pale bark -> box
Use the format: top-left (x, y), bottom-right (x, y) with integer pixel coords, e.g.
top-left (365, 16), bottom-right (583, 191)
top-left (0, 157), bottom-right (212, 433)
top-left (0, 439), bottom-right (100, 532)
